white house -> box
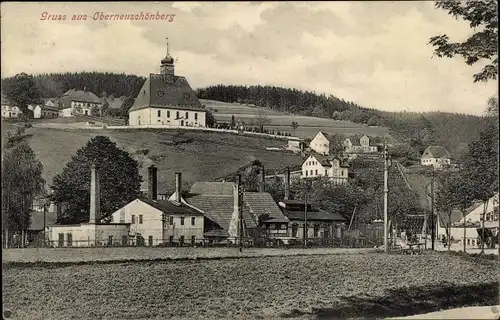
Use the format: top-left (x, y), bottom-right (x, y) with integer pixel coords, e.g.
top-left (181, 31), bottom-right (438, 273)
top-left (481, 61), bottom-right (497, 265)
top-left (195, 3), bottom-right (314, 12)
top-left (59, 88), bottom-right (102, 116)
top-left (128, 42), bottom-right (207, 127)
top-left (436, 193), bottom-right (499, 249)
top-left (301, 153), bottom-right (349, 184)
top-left (1, 94), bottom-right (23, 118)
top-left (32, 105), bottom-right (59, 119)
top-left (421, 146), bottom-right (451, 168)
top-left (343, 135), bottom-right (378, 158)
top-left (309, 131), bottom-right (331, 155)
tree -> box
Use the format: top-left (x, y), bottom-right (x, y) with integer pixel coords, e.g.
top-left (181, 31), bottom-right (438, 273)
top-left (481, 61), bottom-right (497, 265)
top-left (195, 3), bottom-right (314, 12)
top-left (311, 105), bottom-right (327, 118)
top-left (120, 96), bottom-right (135, 117)
top-left (205, 108), bottom-right (216, 127)
top-left (2, 127), bottom-right (45, 245)
top-left (2, 73), bottom-right (42, 118)
top-left (255, 109), bottom-right (270, 133)
top-left (328, 134), bottom-right (346, 156)
top-left (291, 121), bottom-right (299, 136)
top-left (429, 0), bottom-right (498, 82)
top-left (51, 136), bottom-right (142, 224)
top-left (230, 115), bottom-right (236, 129)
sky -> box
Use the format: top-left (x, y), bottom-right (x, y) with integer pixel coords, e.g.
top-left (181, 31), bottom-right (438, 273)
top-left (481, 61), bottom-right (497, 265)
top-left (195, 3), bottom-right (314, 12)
top-left (1, 1), bottom-right (497, 115)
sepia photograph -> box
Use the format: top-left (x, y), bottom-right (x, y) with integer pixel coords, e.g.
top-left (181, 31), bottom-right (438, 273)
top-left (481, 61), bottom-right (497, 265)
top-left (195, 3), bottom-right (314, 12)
top-left (1, 1), bottom-right (499, 319)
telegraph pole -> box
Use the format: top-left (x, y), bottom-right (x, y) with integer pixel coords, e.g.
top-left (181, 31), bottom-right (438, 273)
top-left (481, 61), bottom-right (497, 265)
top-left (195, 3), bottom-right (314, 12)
top-left (304, 194), bottom-right (308, 247)
top-left (430, 170), bottom-right (435, 250)
top-left (384, 141), bottom-right (389, 253)
top-left (237, 174), bottom-right (243, 253)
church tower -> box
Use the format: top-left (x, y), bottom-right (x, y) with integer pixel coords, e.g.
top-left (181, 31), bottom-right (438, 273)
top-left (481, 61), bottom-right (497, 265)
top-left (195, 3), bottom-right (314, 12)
top-left (160, 38), bottom-right (175, 76)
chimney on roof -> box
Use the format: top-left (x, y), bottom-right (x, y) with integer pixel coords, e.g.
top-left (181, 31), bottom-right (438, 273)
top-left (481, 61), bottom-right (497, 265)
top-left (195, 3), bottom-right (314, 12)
top-left (259, 166), bottom-right (265, 193)
top-left (175, 172), bottom-right (182, 202)
top-left (89, 164), bottom-right (101, 224)
top-left (284, 167), bottom-right (291, 200)
top-left (148, 165), bottom-right (158, 200)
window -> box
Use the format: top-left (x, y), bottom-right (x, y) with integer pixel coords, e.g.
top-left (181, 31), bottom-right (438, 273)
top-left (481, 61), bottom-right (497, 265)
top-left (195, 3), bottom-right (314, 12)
top-left (313, 225), bottom-right (320, 238)
top-left (169, 216), bottom-right (174, 225)
top-left (185, 111), bottom-right (189, 119)
top-left (67, 233), bottom-right (73, 246)
top-left (167, 111), bottom-right (170, 118)
top-left (191, 217), bottom-right (196, 226)
top-left (139, 215), bottom-right (143, 224)
top-left (305, 171), bottom-right (308, 177)
top-left (315, 169), bottom-right (318, 175)
top-left (467, 238), bottom-right (470, 245)
top-left (180, 235), bottom-right (185, 244)
top-left (180, 217), bottom-right (185, 225)
top-left (472, 239), bottom-right (476, 246)
top-left (291, 224), bottom-right (298, 237)
top-left (310, 170), bottom-right (313, 176)
top-left (131, 215), bottom-right (136, 224)
top-left (58, 233), bottom-right (64, 247)
top-left (191, 235), bottom-right (196, 244)
top-left (157, 110), bottom-right (161, 117)
top-left (176, 111), bottom-right (179, 119)
top-left (108, 235), bottom-right (113, 246)
top-left (194, 113), bottom-right (198, 120)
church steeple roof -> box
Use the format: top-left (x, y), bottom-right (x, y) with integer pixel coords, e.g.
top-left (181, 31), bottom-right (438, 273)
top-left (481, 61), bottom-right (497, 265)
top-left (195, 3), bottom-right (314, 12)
top-left (161, 37), bottom-right (174, 65)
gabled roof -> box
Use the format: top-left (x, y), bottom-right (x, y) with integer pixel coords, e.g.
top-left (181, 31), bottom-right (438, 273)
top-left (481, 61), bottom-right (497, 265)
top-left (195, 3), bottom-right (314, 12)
top-left (62, 89), bottom-right (101, 104)
top-left (129, 73), bottom-right (205, 113)
top-left (140, 198), bottom-right (203, 216)
top-left (422, 146), bottom-right (450, 159)
top-left (244, 192), bottom-right (289, 223)
top-left (437, 201), bottom-right (483, 227)
top-left (309, 152), bottom-right (350, 168)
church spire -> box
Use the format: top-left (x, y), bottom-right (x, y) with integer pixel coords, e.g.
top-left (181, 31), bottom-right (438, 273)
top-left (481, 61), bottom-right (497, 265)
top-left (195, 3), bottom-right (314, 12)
top-left (160, 37), bottom-right (175, 75)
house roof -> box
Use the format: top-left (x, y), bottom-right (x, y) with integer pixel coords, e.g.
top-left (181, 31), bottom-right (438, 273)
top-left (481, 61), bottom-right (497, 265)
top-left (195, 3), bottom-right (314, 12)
top-left (283, 208), bottom-right (347, 222)
top-left (437, 201), bottom-right (483, 227)
top-left (29, 209), bottom-right (58, 231)
top-left (310, 152), bottom-right (350, 168)
top-left (128, 73), bottom-right (205, 113)
top-left (244, 192), bottom-right (289, 223)
top-left (185, 182), bottom-right (287, 231)
top-left (422, 146), bottom-right (451, 159)
top-left (62, 89), bottom-right (101, 104)
top-left (39, 105), bottom-right (59, 112)
top-left (140, 198), bottom-right (203, 216)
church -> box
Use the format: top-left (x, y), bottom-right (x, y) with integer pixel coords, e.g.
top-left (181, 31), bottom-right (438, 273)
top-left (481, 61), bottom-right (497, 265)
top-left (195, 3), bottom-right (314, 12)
top-left (128, 42), bottom-right (207, 127)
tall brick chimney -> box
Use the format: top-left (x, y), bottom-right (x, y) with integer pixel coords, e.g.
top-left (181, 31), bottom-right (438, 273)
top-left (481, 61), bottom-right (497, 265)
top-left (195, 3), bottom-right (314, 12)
top-left (175, 172), bottom-right (182, 202)
top-left (228, 175), bottom-right (243, 239)
top-left (148, 165), bottom-right (158, 200)
top-left (259, 166), bottom-right (265, 193)
top-left (284, 167), bottom-right (290, 200)
top-left (89, 164), bottom-right (100, 224)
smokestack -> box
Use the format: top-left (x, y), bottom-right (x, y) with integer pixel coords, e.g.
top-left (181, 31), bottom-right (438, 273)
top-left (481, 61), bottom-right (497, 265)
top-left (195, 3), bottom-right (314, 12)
top-left (89, 164), bottom-right (100, 223)
top-left (284, 167), bottom-right (290, 200)
top-left (148, 165), bottom-right (158, 200)
top-left (175, 172), bottom-right (182, 202)
top-left (259, 166), bottom-right (265, 193)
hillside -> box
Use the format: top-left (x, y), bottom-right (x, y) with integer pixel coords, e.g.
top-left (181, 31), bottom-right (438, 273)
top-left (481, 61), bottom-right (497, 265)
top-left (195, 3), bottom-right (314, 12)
top-left (201, 99), bottom-right (391, 139)
top-left (2, 123), bottom-right (303, 195)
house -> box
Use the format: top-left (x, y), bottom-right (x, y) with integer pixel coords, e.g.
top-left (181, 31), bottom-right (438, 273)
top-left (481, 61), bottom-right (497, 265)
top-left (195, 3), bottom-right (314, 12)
top-left (128, 42), bottom-right (207, 127)
top-left (436, 193), bottom-right (499, 249)
top-left (31, 105), bottom-right (59, 119)
top-left (287, 138), bottom-right (305, 153)
top-left (1, 94), bottom-right (23, 118)
top-left (27, 206), bottom-right (58, 246)
top-left (343, 135), bottom-right (378, 158)
top-left (278, 200), bottom-right (347, 241)
top-left (47, 165), bottom-right (130, 247)
top-left (301, 153), bottom-right (349, 184)
top-left (42, 98), bottom-right (59, 108)
top-left (309, 131), bottom-right (331, 155)
top-left (59, 88), bottom-right (102, 116)
top-left (421, 146), bottom-right (451, 168)
top-left (109, 169), bottom-right (204, 246)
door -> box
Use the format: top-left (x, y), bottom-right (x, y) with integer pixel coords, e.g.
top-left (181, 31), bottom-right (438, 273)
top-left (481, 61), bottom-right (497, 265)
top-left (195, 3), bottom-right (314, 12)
top-left (148, 236), bottom-right (153, 246)
top-left (121, 235), bottom-right (128, 246)
top-left (180, 120), bottom-right (184, 126)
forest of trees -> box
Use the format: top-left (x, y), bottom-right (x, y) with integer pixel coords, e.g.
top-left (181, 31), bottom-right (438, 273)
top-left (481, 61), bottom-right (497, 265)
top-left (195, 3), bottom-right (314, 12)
top-left (1, 72), bottom-right (146, 99)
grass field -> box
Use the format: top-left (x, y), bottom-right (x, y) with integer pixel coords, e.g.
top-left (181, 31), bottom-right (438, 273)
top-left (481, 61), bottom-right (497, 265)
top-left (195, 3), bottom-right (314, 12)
top-left (201, 99), bottom-right (391, 139)
top-left (2, 123), bottom-right (303, 193)
top-left (3, 251), bottom-right (498, 320)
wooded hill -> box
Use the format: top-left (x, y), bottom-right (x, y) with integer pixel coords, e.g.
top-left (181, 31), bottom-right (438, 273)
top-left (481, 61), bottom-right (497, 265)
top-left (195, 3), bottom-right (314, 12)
top-left (1, 72), bottom-right (489, 158)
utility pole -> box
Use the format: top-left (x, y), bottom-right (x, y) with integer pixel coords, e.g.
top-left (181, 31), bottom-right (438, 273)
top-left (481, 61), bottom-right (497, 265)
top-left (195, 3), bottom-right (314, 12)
top-left (237, 174), bottom-right (243, 253)
top-left (43, 204), bottom-right (47, 248)
top-left (430, 169), bottom-right (435, 250)
top-left (383, 141), bottom-right (389, 253)
top-left (304, 193), bottom-right (308, 247)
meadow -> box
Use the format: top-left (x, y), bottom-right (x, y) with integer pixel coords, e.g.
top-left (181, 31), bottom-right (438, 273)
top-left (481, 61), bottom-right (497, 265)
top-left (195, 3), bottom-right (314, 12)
top-left (201, 99), bottom-right (391, 139)
top-left (3, 123), bottom-right (303, 193)
top-left (3, 251), bottom-right (498, 320)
